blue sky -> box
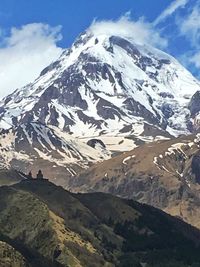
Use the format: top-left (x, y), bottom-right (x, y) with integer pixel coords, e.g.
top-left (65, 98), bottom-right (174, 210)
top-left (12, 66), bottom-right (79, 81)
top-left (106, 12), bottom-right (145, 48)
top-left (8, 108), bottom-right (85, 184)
top-left (0, 0), bottom-right (171, 45)
top-left (0, 0), bottom-right (199, 97)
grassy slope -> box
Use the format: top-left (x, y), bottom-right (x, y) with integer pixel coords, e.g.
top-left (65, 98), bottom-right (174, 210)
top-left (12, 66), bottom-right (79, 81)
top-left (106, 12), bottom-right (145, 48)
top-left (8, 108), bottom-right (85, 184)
top-left (0, 169), bottom-right (23, 186)
top-left (6, 179), bottom-right (200, 267)
top-left (0, 241), bottom-right (30, 267)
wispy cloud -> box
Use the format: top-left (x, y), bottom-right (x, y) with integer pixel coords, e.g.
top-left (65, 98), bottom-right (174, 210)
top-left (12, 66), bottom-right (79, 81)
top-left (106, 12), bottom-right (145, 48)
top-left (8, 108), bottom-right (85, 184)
top-left (176, 1), bottom-right (200, 70)
top-left (154, 0), bottom-right (188, 25)
top-left (178, 2), bottom-right (200, 46)
top-left (0, 23), bottom-right (63, 99)
top-left (88, 14), bottom-right (168, 49)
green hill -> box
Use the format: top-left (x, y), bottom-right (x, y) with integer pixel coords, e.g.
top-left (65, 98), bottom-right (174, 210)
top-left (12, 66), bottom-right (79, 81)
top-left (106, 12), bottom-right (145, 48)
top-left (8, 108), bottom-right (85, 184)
top-left (0, 179), bottom-right (199, 266)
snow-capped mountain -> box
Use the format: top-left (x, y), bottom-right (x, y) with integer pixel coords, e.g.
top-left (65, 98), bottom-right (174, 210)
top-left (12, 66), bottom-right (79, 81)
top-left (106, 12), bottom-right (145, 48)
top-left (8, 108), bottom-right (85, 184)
top-left (0, 30), bottom-right (200, 181)
top-left (1, 32), bottom-right (200, 138)
top-left (0, 122), bottom-right (110, 184)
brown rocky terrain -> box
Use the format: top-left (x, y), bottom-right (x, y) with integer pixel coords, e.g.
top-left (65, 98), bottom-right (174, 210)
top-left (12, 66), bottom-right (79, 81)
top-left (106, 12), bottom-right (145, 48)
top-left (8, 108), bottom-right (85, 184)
top-left (68, 133), bottom-right (200, 229)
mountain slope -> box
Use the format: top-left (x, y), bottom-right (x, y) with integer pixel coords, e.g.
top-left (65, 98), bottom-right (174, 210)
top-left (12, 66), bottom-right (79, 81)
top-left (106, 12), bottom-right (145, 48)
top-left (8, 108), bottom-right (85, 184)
top-left (69, 133), bottom-right (200, 229)
top-left (0, 30), bottom-right (200, 183)
top-left (0, 241), bottom-right (30, 267)
top-left (0, 32), bottom-right (200, 139)
top-left (0, 179), bottom-right (199, 266)
top-left (0, 169), bottom-right (24, 186)
top-left (0, 122), bottom-right (111, 185)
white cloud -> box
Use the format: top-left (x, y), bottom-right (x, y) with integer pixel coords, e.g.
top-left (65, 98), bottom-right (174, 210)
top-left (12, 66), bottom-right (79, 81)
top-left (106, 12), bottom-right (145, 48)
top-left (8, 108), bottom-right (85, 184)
top-left (176, 1), bottom-right (200, 69)
top-left (88, 14), bottom-right (168, 49)
top-left (179, 3), bottom-right (200, 46)
top-left (0, 23), bottom-right (63, 99)
top-left (154, 0), bottom-right (188, 25)
top-left (190, 52), bottom-right (200, 68)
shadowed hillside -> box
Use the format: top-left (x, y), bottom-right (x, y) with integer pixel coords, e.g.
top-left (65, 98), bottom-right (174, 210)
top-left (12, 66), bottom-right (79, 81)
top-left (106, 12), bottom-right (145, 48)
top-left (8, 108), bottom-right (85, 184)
top-left (0, 179), bottom-right (197, 266)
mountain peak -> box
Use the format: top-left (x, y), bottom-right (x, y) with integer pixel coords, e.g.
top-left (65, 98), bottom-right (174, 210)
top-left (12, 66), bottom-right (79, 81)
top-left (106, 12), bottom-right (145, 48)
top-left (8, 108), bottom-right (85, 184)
top-left (0, 30), bottom-right (199, 136)
top-left (0, 30), bottom-right (200, 176)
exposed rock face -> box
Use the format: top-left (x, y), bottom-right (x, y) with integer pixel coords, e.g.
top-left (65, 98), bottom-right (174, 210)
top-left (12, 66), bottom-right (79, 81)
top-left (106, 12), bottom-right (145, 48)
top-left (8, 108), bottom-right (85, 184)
top-left (191, 152), bottom-right (200, 183)
top-left (87, 139), bottom-right (106, 149)
top-left (189, 91), bottom-right (200, 117)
